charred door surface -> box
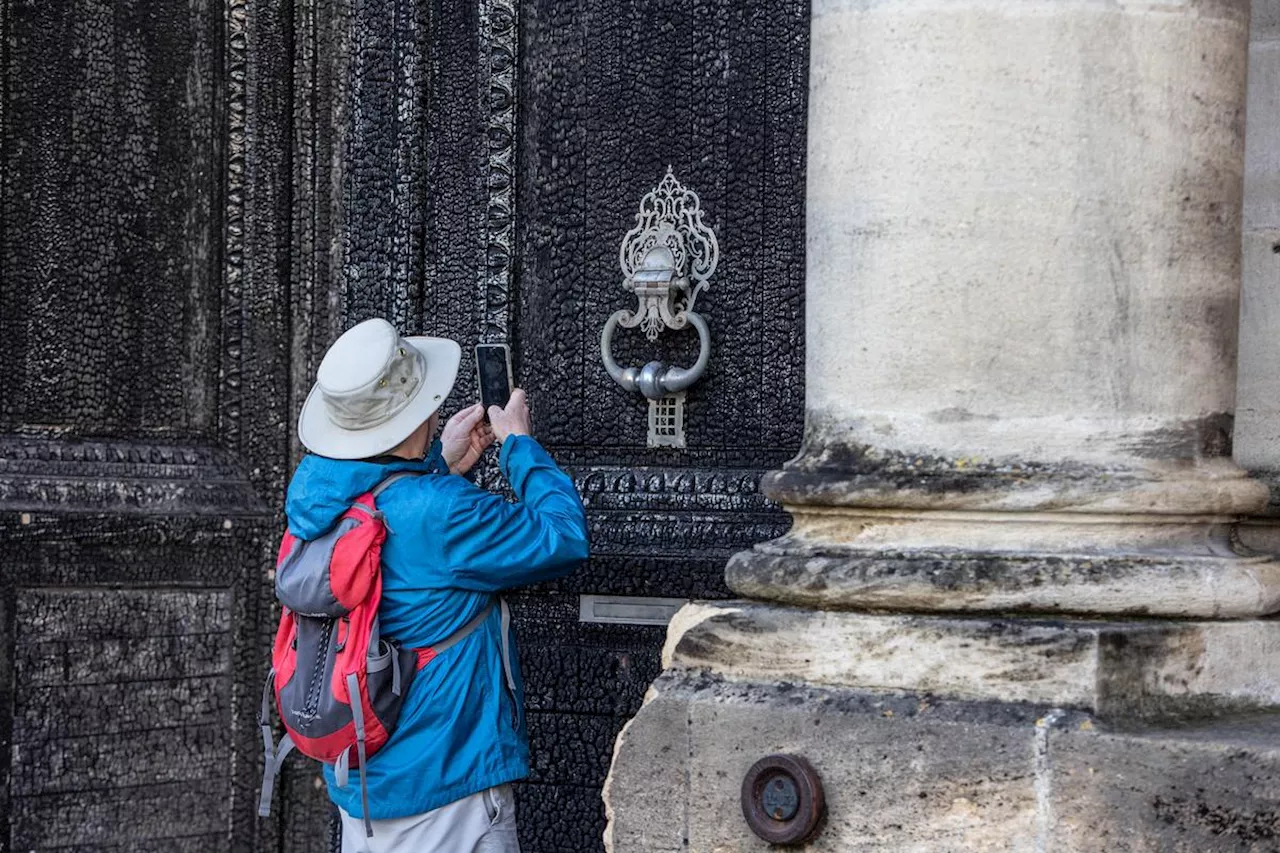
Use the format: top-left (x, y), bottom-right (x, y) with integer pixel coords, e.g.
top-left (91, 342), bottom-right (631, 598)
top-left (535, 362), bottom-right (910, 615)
top-left (508, 2), bottom-right (810, 849)
top-left (0, 0), bottom-right (808, 849)
top-left (290, 0), bottom-right (810, 847)
top-left (0, 0), bottom-right (291, 850)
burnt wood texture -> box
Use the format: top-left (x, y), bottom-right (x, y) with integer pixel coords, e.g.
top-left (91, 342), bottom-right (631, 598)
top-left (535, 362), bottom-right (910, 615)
top-left (513, 3), bottom-right (808, 847)
top-left (0, 0), bottom-right (808, 850)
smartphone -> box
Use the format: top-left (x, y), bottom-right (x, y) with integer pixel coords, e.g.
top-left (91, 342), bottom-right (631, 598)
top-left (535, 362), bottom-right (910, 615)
top-left (475, 343), bottom-right (513, 419)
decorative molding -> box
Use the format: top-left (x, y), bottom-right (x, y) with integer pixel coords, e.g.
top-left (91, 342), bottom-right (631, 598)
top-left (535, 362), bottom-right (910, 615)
top-left (1, 0), bottom-right (8, 275)
top-left (0, 436), bottom-right (264, 515)
top-left (586, 514), bottom-right (789, 557)
top-left (574, 465), bottom-right (771, 502)
top-left (0, 435), bottom-right (244, 469)
top-left (222, 0), bottom-right (249, 449)
top-left (618, 167), bottom-right (720, 319)
top-left (479, 0), bottom-right (518, 342)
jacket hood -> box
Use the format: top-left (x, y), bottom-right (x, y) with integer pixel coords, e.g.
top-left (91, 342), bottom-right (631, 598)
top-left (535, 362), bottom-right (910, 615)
top-left (285, 453), bottom-right (435, 540)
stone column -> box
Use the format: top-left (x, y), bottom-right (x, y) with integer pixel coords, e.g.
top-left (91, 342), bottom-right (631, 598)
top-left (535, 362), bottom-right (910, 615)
top-left (732, 0), bottom-right (1277, 618)
top-left (605, 0), bottom-right (1280, 849)
top-left (1236, 0), bottom-right (1280, 547)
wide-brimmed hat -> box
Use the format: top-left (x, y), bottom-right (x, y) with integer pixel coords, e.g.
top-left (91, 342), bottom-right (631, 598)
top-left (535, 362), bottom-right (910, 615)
top-left (298, 318), bottom-right (461, 459)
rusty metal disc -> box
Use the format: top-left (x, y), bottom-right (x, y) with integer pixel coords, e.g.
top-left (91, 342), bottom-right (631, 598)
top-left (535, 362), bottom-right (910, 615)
top-left (740, 753), bottom-right (825, 845)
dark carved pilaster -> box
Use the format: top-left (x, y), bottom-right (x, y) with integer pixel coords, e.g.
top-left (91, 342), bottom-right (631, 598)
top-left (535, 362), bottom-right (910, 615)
top-left (480, 0), bottom-right (519, 344)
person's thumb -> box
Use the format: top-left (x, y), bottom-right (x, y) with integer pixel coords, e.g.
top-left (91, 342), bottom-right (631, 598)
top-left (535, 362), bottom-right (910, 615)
top-left (488, 405), bottom-right (504, 425)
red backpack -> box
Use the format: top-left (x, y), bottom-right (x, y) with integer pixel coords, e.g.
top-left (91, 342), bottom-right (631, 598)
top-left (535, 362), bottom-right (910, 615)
top-left (256, 472), bottom-right (500, 837)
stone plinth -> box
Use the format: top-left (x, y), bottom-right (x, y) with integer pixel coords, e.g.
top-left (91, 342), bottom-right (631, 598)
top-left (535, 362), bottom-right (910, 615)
top-left (606, 673), bottom-right (1280, 853)
top-left (665, 602), bottom-right (1280, 719)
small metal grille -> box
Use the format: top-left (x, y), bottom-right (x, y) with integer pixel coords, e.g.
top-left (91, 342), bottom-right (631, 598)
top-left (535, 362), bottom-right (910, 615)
top-left (647, 392), bottom-right (686, 448)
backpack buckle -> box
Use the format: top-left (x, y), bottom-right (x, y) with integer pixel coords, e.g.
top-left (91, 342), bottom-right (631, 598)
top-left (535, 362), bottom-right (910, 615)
top-left (335, 616), bottom-right (351, 651)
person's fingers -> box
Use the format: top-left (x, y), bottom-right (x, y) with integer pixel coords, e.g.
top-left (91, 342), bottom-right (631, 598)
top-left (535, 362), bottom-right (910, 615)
top-left (505, 388), bottom-right (527, 411)
top-left (457, 404), bottom-right (486, 431)
top-left (448, 402), bottom-right (481, 426)
top-left (488, 405), bottom-right (504, 424)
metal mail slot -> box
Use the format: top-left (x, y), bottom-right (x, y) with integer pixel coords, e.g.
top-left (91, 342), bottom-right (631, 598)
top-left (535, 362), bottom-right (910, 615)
top-left (578, 595), bottom-right (687, 626)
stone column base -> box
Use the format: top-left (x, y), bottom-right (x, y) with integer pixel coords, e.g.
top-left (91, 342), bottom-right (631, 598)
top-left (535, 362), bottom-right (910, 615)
top-left (604, 602), bottom-right (1280, 851)
top-left (663, 602), bottom-right (1280, 718)
top-left (605, 670), bottom-right (1280, 852)
top-left (742, 458), bottom-right (1280, 618)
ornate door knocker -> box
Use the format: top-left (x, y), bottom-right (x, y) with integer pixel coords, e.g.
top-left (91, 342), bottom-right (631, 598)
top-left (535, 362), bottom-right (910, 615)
top-left (601, 168), bottom-right (719, 447)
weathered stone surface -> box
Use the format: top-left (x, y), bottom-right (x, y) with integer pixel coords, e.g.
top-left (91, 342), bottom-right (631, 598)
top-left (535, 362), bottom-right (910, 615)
top-left (768, 452), bottom-right (1267, 517)
top-left (662, 602), bottom-right (1280, 719)
top-left (606, 671), bottom-right (1280, 852)
top-left (1235, 0), bottom-right (1280, 474)
top-left (804, 0), bottom-right (1249, 472)
top-left (1235, 227), bottom-right (1280, 472)
top-left (728, 0), bottom-right (1278, 623)
top-left (1048, 718), bottom-right (1280, 851)
top-left (608, 673), bottom-right (1052, 852)
top-left (727, 536), bottom-right (1280, 617)
top-left (603, 685), bottom-right (692, 853)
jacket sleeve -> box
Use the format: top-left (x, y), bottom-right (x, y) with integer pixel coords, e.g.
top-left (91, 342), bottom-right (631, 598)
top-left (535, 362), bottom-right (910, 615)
top-left (437, 435), bottom-right (589, 591)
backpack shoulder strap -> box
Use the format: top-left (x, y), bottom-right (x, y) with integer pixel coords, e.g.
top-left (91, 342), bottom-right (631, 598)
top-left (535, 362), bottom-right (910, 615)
top-left (370, 470), bottom-right (423, 499)
top-left (349, 471), bottom-right (425, 532)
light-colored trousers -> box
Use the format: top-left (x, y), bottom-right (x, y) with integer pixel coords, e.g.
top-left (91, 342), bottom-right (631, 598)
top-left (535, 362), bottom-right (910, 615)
top-left (340, 784), bottom-right (521, 853)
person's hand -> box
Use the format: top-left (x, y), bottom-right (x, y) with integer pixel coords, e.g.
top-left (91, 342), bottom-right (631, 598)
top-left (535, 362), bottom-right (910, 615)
top-left (439, 403), bottom-right (494, 475)
top-left (488, 388), bottom-right (531, 444)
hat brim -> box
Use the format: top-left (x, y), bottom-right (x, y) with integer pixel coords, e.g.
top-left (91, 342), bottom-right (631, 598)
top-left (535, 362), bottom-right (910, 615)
top-left (297, 336), bottom-right (462, 460)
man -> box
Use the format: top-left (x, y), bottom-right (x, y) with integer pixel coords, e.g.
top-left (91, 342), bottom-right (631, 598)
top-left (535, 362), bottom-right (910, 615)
top-left (285, 318), bottom-right (589, 852)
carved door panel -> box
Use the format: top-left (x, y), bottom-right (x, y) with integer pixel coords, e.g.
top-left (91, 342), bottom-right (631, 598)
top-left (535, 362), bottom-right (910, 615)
top-left (0, 0), bottom-right (291, 850)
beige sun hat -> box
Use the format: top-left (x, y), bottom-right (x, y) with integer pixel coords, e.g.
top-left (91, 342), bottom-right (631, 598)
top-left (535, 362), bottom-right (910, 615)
top-left (298, 318), bottom-right (461, 459)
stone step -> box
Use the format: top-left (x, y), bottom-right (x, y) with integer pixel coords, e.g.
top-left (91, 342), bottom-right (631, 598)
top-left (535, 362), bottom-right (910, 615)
top-left (665, 601), bottom-right (1280, 719)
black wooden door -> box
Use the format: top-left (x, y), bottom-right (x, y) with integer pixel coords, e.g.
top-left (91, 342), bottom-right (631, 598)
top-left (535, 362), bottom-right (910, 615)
top-left (285, 2), bottom-right (811, 849)
top-left (0, 0), bottom-right (808, 850)
top-left (0, 0), bottom-right (291, 850)
top-left (509, 2), bottom-right (810, 850)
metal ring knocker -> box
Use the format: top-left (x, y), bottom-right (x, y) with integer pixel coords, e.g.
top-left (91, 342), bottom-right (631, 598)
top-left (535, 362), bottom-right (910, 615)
top-left (600, 168), bottom-right (719, 413)
top-left (600, 308), bottom-right (711, 400)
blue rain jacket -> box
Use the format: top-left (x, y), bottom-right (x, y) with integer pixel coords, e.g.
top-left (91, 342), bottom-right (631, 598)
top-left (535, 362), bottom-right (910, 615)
top-left (284, 434), bottom-right (589, 820)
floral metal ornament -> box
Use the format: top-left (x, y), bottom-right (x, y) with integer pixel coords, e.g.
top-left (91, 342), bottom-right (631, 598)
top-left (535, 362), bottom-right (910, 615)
top-left (617, 167), bottom-right (720, 340)
top-left (601, 168), bottom-right (719, 447)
